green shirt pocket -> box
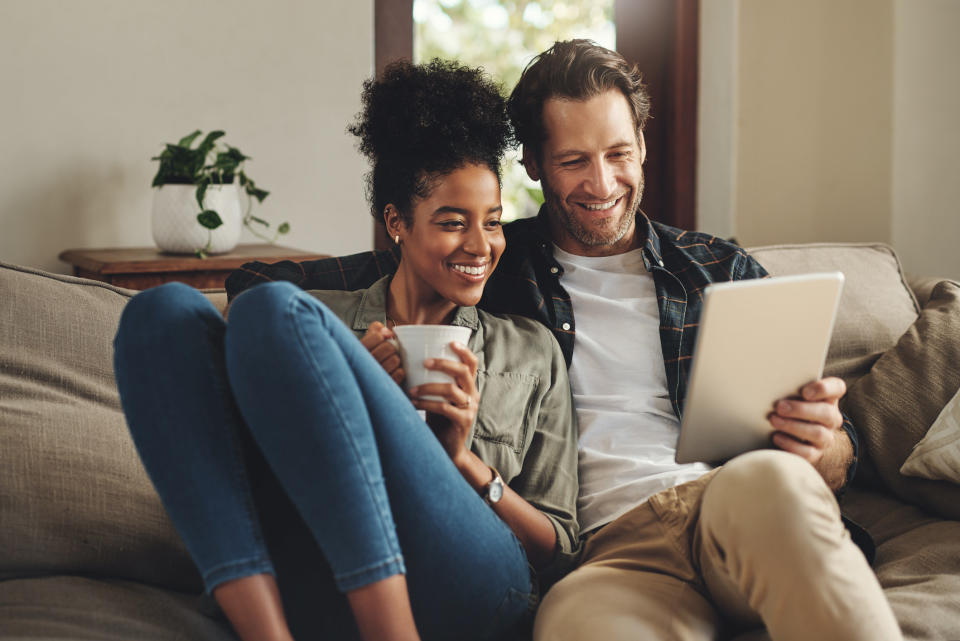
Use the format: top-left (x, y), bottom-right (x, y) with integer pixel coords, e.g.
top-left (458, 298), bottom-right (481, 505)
top-left (472, 371), bottom-right (540, 482)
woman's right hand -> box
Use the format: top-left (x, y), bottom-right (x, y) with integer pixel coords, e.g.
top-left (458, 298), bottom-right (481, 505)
top-left (361, 322), bottom-right (405, 384)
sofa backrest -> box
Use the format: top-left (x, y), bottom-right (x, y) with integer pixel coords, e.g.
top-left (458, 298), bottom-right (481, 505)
top-left (0, 261), bottom-right (212, 592)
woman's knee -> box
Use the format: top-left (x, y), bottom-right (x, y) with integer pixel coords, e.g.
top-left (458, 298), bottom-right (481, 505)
top-left (229, 281), bottom-right (301, 319)
top-left (116, 282), bottom-right (217, 350)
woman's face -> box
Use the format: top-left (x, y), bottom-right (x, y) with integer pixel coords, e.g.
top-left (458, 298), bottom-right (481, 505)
top-left (393, 163), bottom-right (505, 308)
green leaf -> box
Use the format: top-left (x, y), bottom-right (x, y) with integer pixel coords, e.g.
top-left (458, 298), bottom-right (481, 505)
top-left (195, 182), bottom-right (208, 208)
top-left (277, 222), bottom-right (290, 235)
top-left (248, 187), bottom-right (270, 203)
top-left (248, 215), bottom-right (269, 227)
top-left (177, 130), bottom-right (202, 148)
top-left (197, 210), bottom-right (223, 230)
top-left (237, 171), bottom-right (249, 187)
top-left (197, 130), bottom-right (225, 157)
top-left (224, 146), bottom-right (248, 162)
top-left (213, 152), bottom-right (240, 175)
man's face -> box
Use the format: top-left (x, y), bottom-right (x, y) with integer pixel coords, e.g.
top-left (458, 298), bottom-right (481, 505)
top-left (526, 89), bottom-right (646, 257)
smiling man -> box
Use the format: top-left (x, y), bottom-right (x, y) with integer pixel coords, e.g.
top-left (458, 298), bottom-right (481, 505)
top-left (486, 39), bottom-right (901, 641)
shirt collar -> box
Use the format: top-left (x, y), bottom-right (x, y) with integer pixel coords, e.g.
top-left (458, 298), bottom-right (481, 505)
top-left (352, 275), bottom-right (480, 332)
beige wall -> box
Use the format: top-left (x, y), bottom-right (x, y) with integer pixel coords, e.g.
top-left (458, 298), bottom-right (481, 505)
top-left (699, 0), bottom-right (960, 280)
top-left (891, 0), bottom-right (960, 280)
top-left (734, 0), bottom-right (894, 247)
top-left (0, 0), bottom-right (374, 275)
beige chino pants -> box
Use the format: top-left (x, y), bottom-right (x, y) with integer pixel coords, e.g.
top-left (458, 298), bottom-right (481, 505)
top-left (534, 450), bottom-right (902, 641)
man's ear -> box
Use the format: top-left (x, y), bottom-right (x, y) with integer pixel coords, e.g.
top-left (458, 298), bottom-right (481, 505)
top-left (638, 131), bottom-right (647, 165)
top-left (521, 146), bottom-right (541, 181)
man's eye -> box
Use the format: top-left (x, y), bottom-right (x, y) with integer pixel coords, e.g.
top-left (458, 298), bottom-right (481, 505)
top-left (560, 159), bottom-right (582, 167)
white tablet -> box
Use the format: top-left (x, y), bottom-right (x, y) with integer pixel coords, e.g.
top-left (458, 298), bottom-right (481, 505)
top-left (675, 272), bottom-right (844, 464)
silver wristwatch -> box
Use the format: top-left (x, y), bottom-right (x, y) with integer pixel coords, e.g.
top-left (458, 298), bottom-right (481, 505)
top-left (484, 466), bottom-right (504, 505)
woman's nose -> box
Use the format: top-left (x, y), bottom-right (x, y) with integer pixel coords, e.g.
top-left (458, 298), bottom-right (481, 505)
top-left (463, 224), bottom-right (490, 255)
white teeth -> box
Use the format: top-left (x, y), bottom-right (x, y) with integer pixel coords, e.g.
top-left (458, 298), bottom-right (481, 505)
top-left (452, 264), bottom-right (486, 276)
top-left (582, 198), bottom-right (619, 211)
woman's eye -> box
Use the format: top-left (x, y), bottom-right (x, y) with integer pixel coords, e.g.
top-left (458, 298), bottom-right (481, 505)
top-left (485, 220), bottom-right (502, 229)
top-left (438, 220), bottom-right (464, 229)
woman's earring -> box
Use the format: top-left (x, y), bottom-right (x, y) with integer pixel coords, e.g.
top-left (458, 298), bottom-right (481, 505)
top-left (394, 235), bottom-right (400, 245)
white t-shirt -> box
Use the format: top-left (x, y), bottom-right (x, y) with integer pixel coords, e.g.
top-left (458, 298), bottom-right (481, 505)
top-left (553, 245), bottom-right (712, 533)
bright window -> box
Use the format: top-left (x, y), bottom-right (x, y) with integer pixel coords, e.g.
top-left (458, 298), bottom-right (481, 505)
top-left (414, 0), bottom-right (615, 221)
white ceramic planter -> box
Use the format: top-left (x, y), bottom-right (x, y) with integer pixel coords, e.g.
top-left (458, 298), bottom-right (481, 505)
top-left (151, 182), bottom-right (242, 255)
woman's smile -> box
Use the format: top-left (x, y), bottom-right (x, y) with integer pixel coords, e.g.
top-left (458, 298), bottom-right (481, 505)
top-left (450, 261), bottom-right (490, 280)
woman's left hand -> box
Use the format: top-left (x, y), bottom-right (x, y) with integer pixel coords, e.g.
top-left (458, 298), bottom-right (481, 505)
top-left (408, 341), bottom-right (479, 465)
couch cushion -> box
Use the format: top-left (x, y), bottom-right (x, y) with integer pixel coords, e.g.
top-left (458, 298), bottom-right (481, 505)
top-left (840, 280), bottom-right (960, 519)
top-left (0, 261), bottom-right (200, 591)
top-left (900, 386), bottom-right (960, 483)
top-left (841, 488), bottom-right (960, 641)
top-left (0, 575), bottom-right (234, 640)
top-left (747, 243), bottom-right (919, 389)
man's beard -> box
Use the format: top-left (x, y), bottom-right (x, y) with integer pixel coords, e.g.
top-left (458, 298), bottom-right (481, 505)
top-left (541, 173), bottom-right (643, 248)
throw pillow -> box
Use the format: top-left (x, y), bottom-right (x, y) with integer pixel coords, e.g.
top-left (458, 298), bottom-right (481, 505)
top-left (840, 280), bottom-right (960, 520)
top-left (900, 386), bottom-right (960, 482)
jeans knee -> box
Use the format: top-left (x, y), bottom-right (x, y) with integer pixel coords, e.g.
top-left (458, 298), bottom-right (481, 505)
top-left (228, 282), bottom-right (305, 330)
top-left (116, 282), bottom-right (213, 350)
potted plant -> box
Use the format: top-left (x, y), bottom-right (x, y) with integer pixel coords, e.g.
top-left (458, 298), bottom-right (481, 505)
top-left (150, 130), bottom-right (290, 258)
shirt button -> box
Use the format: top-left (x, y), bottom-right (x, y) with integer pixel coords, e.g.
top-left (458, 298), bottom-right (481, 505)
top-left (561, 322), bottom-right (571, 331)
top-left (658, 259), bottom-right (665, 267)
top-left (550, 266), bottom-right (559, 274)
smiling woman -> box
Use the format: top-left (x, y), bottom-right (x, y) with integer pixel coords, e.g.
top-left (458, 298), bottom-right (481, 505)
top-left (112, 59), bottom-right (579, 641)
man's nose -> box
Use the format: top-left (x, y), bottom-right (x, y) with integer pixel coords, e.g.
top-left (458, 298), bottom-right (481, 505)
top-left (584, 160), bottom-right (617, 198)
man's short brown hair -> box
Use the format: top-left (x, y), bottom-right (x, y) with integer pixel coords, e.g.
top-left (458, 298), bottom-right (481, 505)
top-left (508, 39), bottom-right (651, 164)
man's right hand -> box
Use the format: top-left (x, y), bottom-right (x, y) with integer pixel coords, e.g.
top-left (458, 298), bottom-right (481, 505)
top-left (361, 321), bottom-right (405, 384)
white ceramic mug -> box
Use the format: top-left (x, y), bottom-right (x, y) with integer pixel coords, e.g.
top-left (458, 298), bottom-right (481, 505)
top-left (392, 325), bottom-right (472, 401)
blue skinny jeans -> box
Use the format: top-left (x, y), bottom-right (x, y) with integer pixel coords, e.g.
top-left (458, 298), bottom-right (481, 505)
top-left (113, 281), bottom-right (533, 641)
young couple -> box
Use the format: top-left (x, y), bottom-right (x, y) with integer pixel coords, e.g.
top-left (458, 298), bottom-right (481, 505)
top-left (115, 41), bottom-right (903, 641)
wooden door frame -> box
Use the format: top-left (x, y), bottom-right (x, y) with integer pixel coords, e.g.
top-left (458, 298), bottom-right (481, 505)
top-left (373, 0), bottom-right (414, 251)
top-left (615, 0), bottom-right (699, 231)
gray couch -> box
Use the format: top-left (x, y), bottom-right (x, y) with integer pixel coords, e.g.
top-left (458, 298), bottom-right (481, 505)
top-left (2, 242), bottom-right (959, 640)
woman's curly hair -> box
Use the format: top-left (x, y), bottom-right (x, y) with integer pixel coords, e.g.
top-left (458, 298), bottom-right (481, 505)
top-left (348, 59), bottom-right (512, 226)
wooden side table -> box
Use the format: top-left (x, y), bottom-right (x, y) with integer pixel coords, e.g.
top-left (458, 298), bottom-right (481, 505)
top-left (59, 245), bottom-right (328, 290)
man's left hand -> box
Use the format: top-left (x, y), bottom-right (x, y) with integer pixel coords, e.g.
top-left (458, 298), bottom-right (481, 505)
top-left (769, 376), bottom-right (846, 468)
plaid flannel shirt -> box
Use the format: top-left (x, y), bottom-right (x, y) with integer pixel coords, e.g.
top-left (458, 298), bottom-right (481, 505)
top-left (224, 207), bottom-right (859, 491)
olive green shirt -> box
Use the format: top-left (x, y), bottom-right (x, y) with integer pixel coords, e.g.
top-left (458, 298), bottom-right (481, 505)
top-left (307, 276), bottom-right (580, 581)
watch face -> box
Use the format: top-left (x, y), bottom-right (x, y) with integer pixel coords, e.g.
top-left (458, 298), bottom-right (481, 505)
top-left (488, 478), bottom-right (504, 503)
